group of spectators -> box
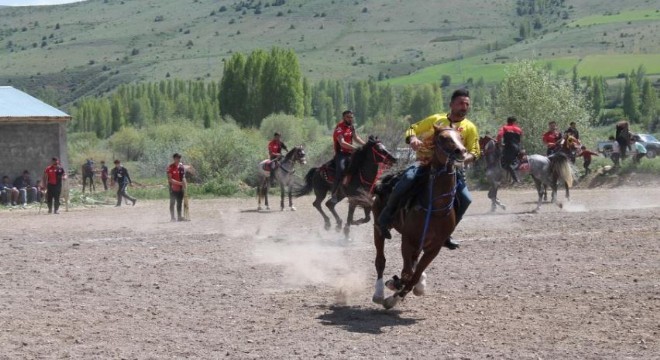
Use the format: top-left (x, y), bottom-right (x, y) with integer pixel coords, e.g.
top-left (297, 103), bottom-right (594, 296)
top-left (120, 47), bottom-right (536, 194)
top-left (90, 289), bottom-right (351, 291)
top-left (610, 120), bottom-right (647, 166)
top-left (0, 170), bottom-right (44, 207)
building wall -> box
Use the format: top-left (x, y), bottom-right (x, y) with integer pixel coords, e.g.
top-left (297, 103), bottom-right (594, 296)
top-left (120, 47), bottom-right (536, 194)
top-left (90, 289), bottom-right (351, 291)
top-left (1, 122), bottom-right (69, 185)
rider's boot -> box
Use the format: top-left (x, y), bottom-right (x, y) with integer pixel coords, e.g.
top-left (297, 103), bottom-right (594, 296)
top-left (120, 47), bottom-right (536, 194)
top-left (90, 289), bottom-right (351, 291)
top-left (376, 193), bottom-right (400, 240)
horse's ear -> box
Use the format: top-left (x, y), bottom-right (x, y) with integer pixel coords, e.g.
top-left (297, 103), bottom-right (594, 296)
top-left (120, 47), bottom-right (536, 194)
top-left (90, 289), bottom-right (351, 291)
top-left (368, 135), bottom-right (375, 142)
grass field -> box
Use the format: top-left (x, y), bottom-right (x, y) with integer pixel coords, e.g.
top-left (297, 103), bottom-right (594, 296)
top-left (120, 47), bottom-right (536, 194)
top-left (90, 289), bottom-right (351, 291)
top-left (568, 9), bottom-right (660, 27)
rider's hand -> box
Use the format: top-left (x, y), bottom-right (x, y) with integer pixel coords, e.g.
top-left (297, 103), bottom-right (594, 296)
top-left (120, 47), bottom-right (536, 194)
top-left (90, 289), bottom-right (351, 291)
top-left (409, 136), bottom-right (423, 151)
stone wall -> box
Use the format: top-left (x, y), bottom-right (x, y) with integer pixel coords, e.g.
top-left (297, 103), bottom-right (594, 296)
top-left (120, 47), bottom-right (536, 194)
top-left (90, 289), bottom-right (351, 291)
top-left (1, 122), bottom-right (68, 185)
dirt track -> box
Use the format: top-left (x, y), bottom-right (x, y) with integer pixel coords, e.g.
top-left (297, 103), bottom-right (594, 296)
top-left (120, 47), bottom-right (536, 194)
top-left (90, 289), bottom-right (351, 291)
top-left (1, 186), bottom-right (659, 359)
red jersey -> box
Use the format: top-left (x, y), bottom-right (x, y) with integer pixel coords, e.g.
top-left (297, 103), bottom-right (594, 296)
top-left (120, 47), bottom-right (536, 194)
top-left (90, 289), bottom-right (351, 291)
top-left (44, 164), bottom-right (64, 186)
top-left (578, 150), bottom-right (598, 162)
top-left (542, 130), bottom-right (561, 149)
top-left (496, 124), bottom-right (523, 143)
top-left (167, 163), bottom-right (185, 192)
top-left (333, 121), bottom-right (354, 154)
top-left (268, 139), bottom-right (284, 158)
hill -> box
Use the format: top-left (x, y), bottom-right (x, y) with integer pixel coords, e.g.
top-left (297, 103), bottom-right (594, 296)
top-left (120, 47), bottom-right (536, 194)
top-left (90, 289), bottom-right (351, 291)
top-left (0, 0), bottom-right (658, 107)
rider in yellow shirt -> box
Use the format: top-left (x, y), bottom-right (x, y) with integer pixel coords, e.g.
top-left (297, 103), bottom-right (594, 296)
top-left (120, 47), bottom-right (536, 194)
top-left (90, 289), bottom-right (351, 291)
top-left (376, 89), bottom-right (480, 249)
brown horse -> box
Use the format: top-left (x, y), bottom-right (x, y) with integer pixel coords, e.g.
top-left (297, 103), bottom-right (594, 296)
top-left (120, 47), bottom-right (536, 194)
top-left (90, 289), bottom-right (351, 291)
top-left (365, 125), bottom-right (467, 309)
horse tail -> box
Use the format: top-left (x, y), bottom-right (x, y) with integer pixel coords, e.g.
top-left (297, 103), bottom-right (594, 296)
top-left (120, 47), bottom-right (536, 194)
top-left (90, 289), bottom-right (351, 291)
top-left (552, 154), bottom-right (574, 188)
top-left (348, 189), bottom-right (374, 209)
top-left (293, 168), bottom-right (316, 197)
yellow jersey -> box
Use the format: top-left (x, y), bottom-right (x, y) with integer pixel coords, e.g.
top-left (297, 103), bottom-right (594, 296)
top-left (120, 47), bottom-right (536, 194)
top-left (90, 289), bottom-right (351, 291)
top-left (405, 113), bottom-right (480, 162)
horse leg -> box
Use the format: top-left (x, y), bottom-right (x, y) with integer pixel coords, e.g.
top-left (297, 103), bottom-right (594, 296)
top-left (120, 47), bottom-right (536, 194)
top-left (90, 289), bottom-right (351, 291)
top-left (313, 189), bottom-right (332, 230)
top-left (325, 198), bottom-right (343, 232)
top-left (412, 257), bottom-right (427, 296)
top-left (351, 206), bottom-right (372, 225)
top-left (288, 185), bottom-right (296, 211)
top-left (383, 236), bottom-right (417, 309)
top-left (565, 182), bottom-right (570, 202)
top-left (542, 184), bottom-right (548, 202)
top-left (373, 227), bottom-right (387, 304)
top-left (257, 180), bottom-right (264, 211)
top-left (343, 203), bottom-right (356, 238)
top-left (533, 177), bottom-right (543, 210)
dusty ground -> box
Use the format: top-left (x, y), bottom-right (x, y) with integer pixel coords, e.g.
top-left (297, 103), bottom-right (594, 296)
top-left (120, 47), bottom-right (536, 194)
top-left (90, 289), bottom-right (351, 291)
top-left (1, 185), bottom-right (659, 359)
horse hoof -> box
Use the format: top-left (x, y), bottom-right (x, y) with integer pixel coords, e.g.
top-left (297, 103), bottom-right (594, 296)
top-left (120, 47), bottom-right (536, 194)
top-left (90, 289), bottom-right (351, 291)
top-left (372, 295), bottom-right (384, 304)
top-left (501, 204), bottom-right (507, 210)
top-left (257, 206), bottom-right (262, 211)
top-left (266, 206), bottom-right (270, 210)
top-left (413, 272), bottom-right (427, 296)
top-left (382, 295), bottom-right (400, 310)
top-left (290, 206), bottom-right (296, 211)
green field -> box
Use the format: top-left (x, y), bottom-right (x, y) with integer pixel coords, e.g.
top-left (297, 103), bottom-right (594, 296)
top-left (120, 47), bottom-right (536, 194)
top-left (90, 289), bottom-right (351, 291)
top-left (569, 9), bottom-right (660, 27)
top-left (386, 53), bottom-right (660, 86)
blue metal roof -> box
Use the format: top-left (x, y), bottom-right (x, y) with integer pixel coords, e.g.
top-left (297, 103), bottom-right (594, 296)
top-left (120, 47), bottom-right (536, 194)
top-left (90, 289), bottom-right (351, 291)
top-left (0, 86), bottom-right (70, 118)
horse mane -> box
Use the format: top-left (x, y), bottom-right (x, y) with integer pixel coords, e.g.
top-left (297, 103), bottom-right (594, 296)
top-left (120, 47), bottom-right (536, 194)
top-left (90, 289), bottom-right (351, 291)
top-left (346, 136), bottom-right (376, 175)
top-left (283, 146), bottom-right (299, 162)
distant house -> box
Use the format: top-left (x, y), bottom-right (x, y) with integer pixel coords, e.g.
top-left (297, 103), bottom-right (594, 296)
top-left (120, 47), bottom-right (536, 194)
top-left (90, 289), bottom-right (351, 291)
top-left (0, 86), bottom-right (71, 182)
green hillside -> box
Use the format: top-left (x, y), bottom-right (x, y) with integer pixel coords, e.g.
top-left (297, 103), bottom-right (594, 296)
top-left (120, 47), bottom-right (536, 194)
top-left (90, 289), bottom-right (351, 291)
top-left (0, 0), bottom-right (658, 106)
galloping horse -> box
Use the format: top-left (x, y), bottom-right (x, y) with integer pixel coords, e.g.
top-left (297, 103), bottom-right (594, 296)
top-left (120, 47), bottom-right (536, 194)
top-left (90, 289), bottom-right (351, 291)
top-left (362, 125), bottom-right (466, 309)
top-left (294, 136), bottom-right (396, 237)
top-left (479, 135), bottom-right (507, 212)
top-left (257, 145), bottom-right (307, 211)
top-left (525, 152), bottom-right (574, 210)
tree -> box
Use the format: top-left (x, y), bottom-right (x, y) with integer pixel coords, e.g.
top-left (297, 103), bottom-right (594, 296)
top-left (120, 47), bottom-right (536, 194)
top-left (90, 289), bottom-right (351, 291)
top-left (622, 74), bottom-right (641, 123)
top-left (108, 126), bottom-right (145, 161)
top-left (639, 79), bottom-right (657, 130)
top-left (591, 76), bottom-right (605, 121)
top-left (495, 60), bottom-right (591, 155)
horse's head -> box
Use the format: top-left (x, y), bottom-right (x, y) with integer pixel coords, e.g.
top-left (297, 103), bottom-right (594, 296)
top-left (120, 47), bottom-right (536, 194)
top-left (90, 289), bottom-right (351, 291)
top-left (367, 136), bottom-right (397, 166)
top-left (432, 124), bottom-right (467, 166)
top-left (291, 145), bottom-right (307, 165)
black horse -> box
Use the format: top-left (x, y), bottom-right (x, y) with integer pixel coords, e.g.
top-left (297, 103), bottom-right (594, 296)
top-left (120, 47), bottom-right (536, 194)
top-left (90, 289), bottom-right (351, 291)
top-left (294, 136), bottom-right (396, 237)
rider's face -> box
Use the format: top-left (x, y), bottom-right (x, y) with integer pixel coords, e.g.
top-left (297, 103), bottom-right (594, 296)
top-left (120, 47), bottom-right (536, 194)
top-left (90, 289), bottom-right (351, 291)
top-left (343, 113), bottom-right (354, 124)
top-left (450, 96), bottom-right (470, 120)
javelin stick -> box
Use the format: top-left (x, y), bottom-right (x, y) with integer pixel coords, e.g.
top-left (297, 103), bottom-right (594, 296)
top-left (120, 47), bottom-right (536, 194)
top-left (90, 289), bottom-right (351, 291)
top-left (183, 179), bottom-right (190, 221)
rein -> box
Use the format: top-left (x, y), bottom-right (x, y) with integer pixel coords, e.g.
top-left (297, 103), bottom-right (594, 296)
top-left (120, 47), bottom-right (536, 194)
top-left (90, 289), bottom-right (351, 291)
top-left (356, 144), bottom-right (391, 194)
top-left (416, 129), bottom-right (461, 251)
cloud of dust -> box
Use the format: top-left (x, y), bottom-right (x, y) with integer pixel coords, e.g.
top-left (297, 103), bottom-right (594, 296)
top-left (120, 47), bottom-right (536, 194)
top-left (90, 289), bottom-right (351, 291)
top-left (252, 232), bottom-right (368, 305)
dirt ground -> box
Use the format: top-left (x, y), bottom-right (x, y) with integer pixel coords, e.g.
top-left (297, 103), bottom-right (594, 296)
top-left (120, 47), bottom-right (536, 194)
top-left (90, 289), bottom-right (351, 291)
top-left (1, 185), bottom-right (658, 359)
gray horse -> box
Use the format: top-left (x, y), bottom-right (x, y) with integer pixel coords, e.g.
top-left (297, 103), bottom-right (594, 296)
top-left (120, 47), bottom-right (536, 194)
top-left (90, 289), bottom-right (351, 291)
top-left (525, 152), bottom-right (574, 210)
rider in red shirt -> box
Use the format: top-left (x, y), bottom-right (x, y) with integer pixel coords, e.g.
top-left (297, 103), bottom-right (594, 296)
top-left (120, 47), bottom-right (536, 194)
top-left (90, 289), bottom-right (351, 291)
top-left (542, 121), bottom-right (562, 156)
top-left (330, 110), bottom-right (365, 202)
top-left (267, 132), bottom-right (288, 186)
top-left (496, 116), bottom-right (523, 183)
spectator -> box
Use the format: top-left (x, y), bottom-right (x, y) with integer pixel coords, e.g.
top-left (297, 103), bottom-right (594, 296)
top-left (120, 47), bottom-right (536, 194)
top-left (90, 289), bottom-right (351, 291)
top-left (167, 153), bottom-right (187, 222)
top-left (609, 136), bottom-right (620, 167)
top-left (1, 175), bottom-right (19, 206)
top-left (35, 180), bottom-right (46, 203)
top-left (42, 157), bottom-right (67, 214)
top-left (100, 160), bottom-right (109, 191)
top-left (82, 158), bottom-right (95, 194)
top-left (615, 120), bottom-right (631, 159)
top-left (110, 159), bottom-right (137, 207)
top-left (542, 121), bottom-right (562, 156)
top-left (632, 136), bottom-right (647, 164)
top-left (13, 170), bottom-right (38, 205)
top-left (577, 145), bottom-right (599, 176)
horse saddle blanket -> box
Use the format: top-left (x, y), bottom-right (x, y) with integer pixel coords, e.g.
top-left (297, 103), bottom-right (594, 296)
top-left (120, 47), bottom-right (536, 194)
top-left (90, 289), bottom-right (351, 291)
top-left (319, 160), bottom-right (337, 184)
top-left (260, 160), bottom-right (279, 172)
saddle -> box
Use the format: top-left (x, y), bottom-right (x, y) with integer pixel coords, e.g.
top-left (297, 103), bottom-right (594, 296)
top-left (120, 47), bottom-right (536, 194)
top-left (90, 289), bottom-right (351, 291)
top-left (375, 170), bottom-right (424, 216)
top-left (319, 158), bottom-right (353, 185)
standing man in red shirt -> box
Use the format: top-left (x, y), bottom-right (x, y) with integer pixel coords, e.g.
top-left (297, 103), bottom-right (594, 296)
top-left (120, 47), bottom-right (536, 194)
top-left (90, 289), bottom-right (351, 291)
top-left (42, 157), bottom-right (66, 214)
top-left (267, 132), bottom-right (288, 187)
top-left (542, 121), bottom-right (562, 156)
top-left (496, 116), bottom-right (523, 184)
top-left (331, 110), bottom-right (365, 202)
top-left (167, 153), bottom-right (187, 222)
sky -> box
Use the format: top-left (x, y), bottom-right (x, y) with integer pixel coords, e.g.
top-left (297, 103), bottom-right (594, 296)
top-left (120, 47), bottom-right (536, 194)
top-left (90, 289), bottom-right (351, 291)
top-left (0, 0), bottom-right (86, 6)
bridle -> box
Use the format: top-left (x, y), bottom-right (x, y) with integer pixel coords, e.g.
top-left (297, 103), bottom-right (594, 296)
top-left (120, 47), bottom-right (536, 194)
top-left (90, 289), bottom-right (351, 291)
top-left (357, 141), bottom-right (394, 194)
top-left (433, 127), bottom-right (465, 167)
